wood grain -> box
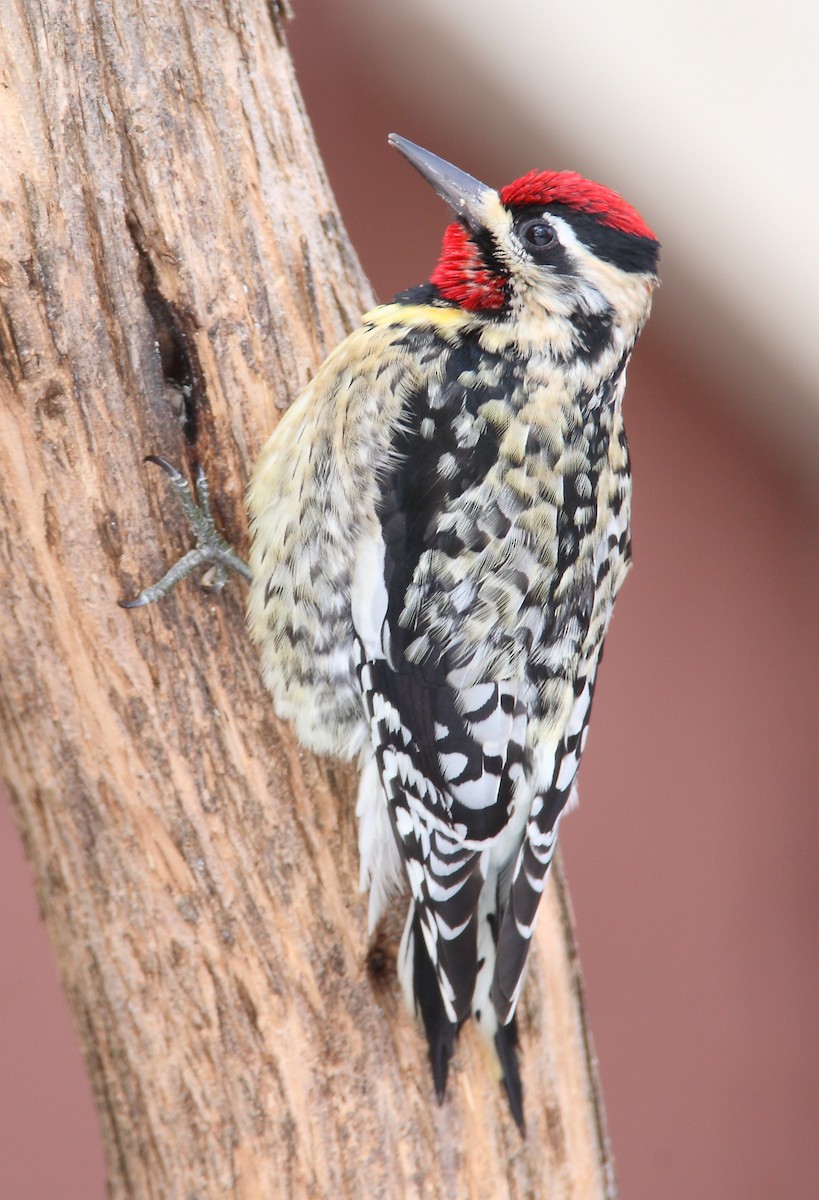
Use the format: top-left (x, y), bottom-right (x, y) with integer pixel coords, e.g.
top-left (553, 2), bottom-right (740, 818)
top-left (0, 2), bottom-right (614, 1195)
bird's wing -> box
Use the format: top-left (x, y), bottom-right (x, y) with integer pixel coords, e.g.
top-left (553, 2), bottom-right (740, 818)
top-left (492, 484), bottom-right (631, 1023)
top-left (351, 354), bottom-right (530, 1024)
top-left (491, 659), bottom-right (600, 1024)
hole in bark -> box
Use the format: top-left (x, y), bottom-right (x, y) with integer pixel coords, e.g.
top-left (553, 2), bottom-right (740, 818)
top-left (367, 946), bottom-right (387, 976)
top-left (366, 932), bottom-right (397, 993)
top-left (127, 216), bottom-right (204, 443)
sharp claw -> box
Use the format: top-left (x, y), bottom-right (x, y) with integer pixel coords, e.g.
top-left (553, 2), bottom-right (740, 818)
top-left (144, 454), bottom-right (182, 480)
top-left (117, 594), bottom-right (151, 609)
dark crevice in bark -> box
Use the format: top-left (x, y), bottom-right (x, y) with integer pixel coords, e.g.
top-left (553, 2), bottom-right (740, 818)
top-left (127, 215), bottom-right (203, 443)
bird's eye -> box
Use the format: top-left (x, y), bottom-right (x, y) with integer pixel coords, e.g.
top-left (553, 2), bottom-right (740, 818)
top-left (518, 219), bottom-right (557, 251)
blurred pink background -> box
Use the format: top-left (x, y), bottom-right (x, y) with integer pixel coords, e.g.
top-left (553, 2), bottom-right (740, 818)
top-left (3, 3), bottom-right (818, 1197)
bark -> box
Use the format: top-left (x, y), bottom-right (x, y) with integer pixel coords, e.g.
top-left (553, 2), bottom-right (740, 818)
top-left (0, 2), bottom-right (615, 1197)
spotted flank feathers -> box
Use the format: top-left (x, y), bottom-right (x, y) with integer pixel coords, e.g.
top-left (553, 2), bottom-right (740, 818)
top-left (247, 136), bottom-right (658, 1126)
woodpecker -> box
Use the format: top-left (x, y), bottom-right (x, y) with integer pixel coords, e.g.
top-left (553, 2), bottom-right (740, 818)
top-left (244, 134), bottom-right (659, 1126)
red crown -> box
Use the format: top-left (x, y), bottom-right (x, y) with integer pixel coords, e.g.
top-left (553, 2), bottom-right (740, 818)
top-left (500, 170), bottom-right (656, 241)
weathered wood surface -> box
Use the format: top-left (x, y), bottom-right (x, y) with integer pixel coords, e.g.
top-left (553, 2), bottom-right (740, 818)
top-left (0, 2), bottom-right (614, 1196)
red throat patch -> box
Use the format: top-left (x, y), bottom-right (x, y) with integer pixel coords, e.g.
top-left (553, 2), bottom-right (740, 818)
top-left (430, 223), bottom-right (507, 312)
top-left (500, 170), bottom-right (656, 241)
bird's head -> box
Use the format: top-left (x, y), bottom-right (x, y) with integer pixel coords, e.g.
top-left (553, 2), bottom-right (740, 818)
top-left (390, 134), bottom-right (659, 360)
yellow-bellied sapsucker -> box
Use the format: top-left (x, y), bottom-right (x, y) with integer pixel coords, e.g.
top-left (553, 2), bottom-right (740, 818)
top-left (246, 135), bottom-right (659, 1125)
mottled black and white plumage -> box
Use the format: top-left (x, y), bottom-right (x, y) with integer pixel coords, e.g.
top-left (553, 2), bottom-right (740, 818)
top-left (247, 135), bottom-right (659, 1125)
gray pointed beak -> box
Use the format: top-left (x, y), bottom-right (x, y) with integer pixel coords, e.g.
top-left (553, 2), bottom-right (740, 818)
top-left (388, 134), bottom-right (495, 232)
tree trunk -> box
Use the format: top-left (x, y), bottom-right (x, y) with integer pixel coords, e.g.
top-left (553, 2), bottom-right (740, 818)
top-left (0, 2), bottom-right (615, 1196)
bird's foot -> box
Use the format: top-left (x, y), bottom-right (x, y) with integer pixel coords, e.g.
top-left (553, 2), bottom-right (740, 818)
top-left (119, 456), bottom-right (251, 609)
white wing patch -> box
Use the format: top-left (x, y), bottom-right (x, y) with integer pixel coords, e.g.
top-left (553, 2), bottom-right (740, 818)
top-left (356, 751), bottom-right (403, 931)
top-left (351, 529), bottom-right (390, 662)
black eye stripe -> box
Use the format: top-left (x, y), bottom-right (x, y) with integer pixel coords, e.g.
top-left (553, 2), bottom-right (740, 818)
top-left (526, 203), bottom-right (660, 275)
